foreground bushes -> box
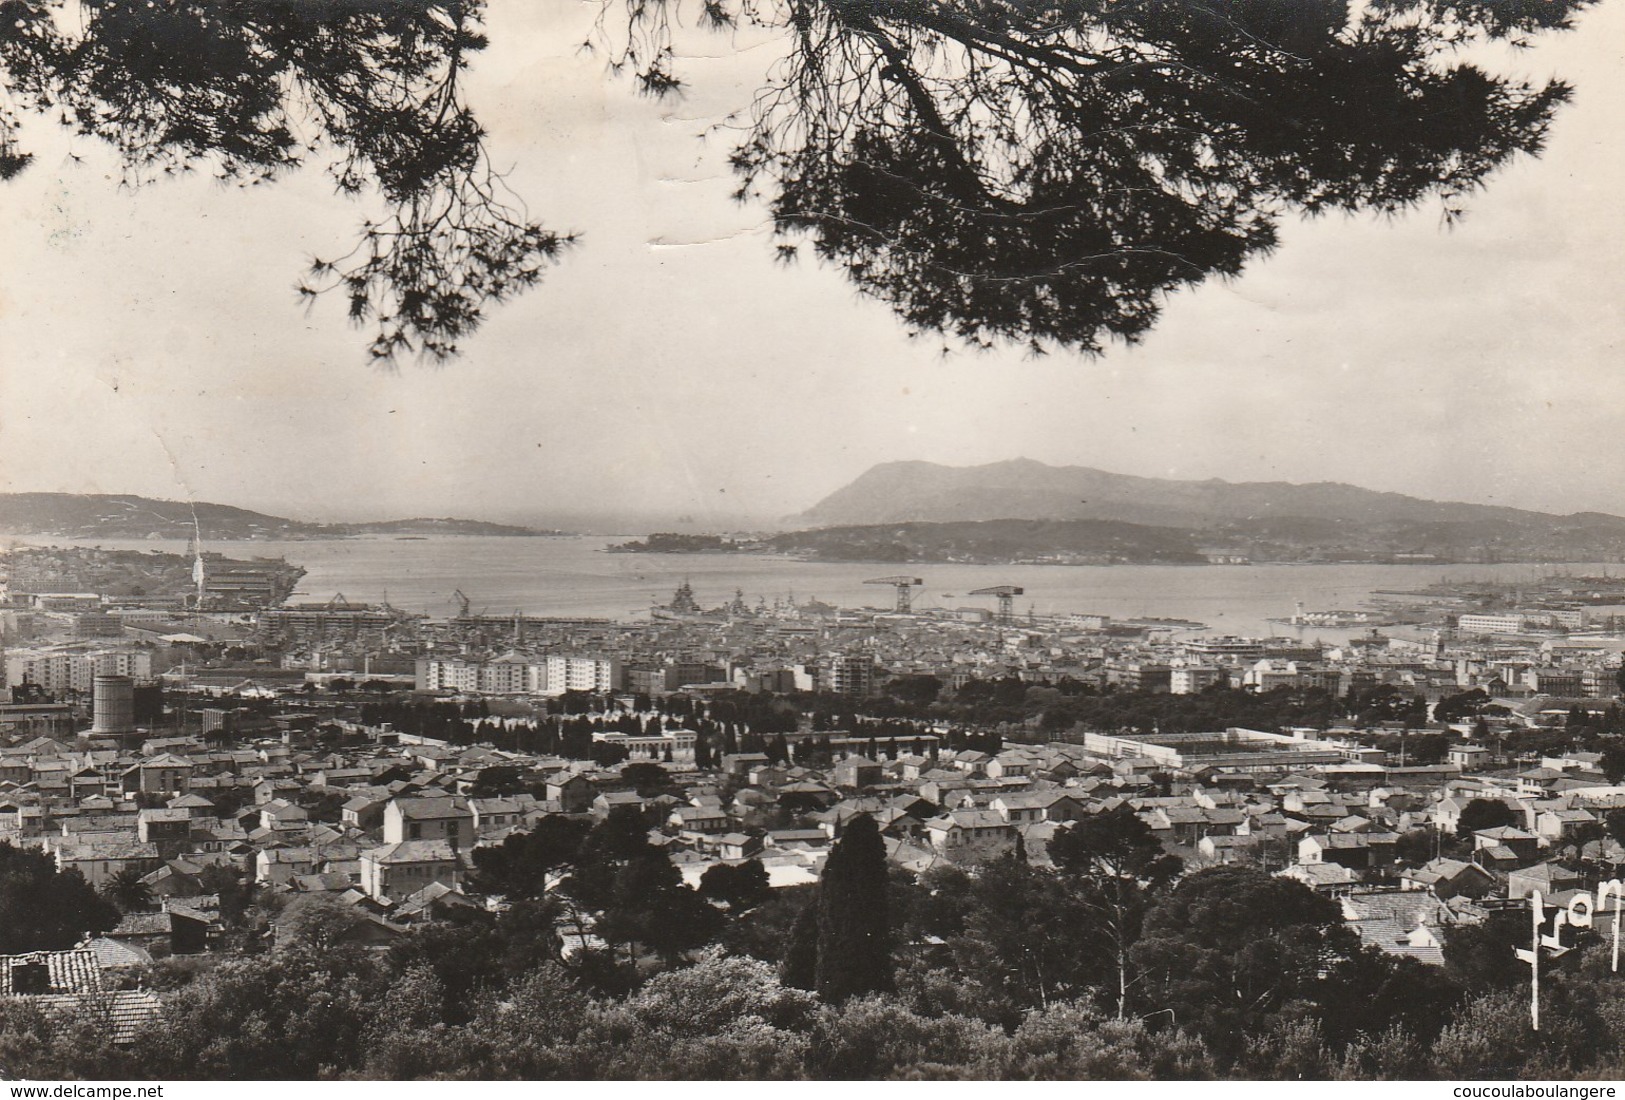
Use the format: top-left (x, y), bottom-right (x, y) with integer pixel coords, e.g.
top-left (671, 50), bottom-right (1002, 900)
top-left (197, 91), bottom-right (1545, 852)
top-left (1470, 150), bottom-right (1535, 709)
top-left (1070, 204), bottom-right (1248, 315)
top-left (5, 945), bottom-right (1625, 1081)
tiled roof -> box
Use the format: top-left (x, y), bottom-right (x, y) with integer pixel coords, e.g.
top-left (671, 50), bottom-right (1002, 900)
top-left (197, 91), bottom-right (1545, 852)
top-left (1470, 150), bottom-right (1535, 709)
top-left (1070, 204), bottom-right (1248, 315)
top-left (112, 911), bottom-right (170, 937)
top-left (1280, 862), bottom-right (1357, 886)
top-left (79, 937), bottom-right (154, 970)
top-left (364, 839), bottom-right (459, 863)
top-left (1347, 916), bottom-right (1445, 966)
top-left (392, 797), bottom-right (469, 820)
top-left (0, 949), bottom-right (103, 995)
top-left (31, 990), bottom-right (161, 1044)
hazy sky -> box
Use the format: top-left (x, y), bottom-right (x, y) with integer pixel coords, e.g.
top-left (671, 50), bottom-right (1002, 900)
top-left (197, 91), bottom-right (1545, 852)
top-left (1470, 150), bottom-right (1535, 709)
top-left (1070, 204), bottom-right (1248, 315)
top-left (1, 1), bottom-right (1622, 528)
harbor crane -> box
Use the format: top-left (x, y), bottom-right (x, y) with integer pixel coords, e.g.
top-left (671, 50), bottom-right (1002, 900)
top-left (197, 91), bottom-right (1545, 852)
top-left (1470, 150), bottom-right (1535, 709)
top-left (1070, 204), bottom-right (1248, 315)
top-left (865, 575), bottom-right (924, 614)
top-left (452, 589), bottom-right (472, 618)
top-left (970, 584), bottom-right (1025, 625)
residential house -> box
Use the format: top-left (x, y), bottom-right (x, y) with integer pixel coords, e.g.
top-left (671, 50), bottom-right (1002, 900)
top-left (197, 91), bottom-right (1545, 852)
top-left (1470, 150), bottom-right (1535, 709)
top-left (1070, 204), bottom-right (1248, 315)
top-left (1298, 832), bottom-right (1399, 871)
top-left (1507, 860), bottom-right (1586, 900)
top-left (359, 839), bottom-right (462, 903)
top-left (1471, 825), bottom-right (1542, 866)
top-left (45, 834), bottom-right (161, 887)
top-left (342, 795), bottom-right (388, 831)
top-left (259, 799), bottom-right (310, 832)
top-left (923, 809), bottom-right (1018, 861)
top-left (382, 797), bottom-right (474, 847)
top-left (135, 807), bottom-right (192, 847)
top-left (120, 753), bottom-right (193, 797)
top-left (990, 792), bottom-right (1052, 826)
top-left (1198, 834), bottom-right (1256, 864)
top-left (470, 796), bottom-right (536, 837)
top-left (669, 804), bottom-right (731, 835)
top-left (546, 773), bottom-right (595, 814)
top-left (593, 790), bottom-right (646, 817)
top-left (1536, 807), bottom-right (1599, 843)
top-left (832, 755), bottom-right (884, 790)
top-left (1400, 858), bottom-right (1496, 899)
top-left (1278, 862), bottom-right (1358, 896)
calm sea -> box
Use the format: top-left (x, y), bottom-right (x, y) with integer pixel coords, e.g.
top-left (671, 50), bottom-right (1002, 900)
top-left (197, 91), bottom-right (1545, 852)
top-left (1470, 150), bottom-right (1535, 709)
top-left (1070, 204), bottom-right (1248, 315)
top-left (13, 535), bottom-right (1622, 643)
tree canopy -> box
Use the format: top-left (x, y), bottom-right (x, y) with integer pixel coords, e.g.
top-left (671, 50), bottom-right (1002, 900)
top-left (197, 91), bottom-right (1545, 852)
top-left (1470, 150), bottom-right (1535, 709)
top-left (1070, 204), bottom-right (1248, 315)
top-left (0, 0), bottom-right (1598, 361)
top-left (0, 843), bottom-right (120, 954)
top-left (812, 813), bottom-right (893, 1002)
top-left (1131, 865), bottom-right (1359, 1059)
top-left (1456, 797), bottom-right (1519, 838)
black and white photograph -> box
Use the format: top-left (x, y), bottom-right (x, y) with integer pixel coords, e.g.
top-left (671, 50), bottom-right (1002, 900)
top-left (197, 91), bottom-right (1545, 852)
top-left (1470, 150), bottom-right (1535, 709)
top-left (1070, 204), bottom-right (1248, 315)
top-left (0, 0), bottom-right (1623, 1085)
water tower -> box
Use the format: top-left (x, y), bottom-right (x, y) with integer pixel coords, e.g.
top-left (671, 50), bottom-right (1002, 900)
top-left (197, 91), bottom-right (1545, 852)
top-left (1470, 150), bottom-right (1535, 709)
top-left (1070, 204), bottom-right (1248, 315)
top-left (91, 675), bottom-right (136, 736)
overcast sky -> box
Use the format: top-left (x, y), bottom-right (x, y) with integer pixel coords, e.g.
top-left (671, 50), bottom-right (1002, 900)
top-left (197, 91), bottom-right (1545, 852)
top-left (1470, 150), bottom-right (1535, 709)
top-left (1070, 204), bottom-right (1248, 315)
top-left (1, 1), bottom-right (1622, 529)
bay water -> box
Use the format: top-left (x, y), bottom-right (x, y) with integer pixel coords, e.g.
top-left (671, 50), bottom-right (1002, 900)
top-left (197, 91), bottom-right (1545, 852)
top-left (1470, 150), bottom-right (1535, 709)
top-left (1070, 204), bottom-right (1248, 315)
top-left (16, 535), bottom-right (1620, 643)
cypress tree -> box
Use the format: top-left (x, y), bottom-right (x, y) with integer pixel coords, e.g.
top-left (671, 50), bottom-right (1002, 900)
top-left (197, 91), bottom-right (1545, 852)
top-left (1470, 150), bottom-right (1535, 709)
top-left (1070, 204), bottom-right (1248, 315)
top-left (781, 893), bottom-right (820, 991)
top-left (813, 813), bottom-right (893, 1002)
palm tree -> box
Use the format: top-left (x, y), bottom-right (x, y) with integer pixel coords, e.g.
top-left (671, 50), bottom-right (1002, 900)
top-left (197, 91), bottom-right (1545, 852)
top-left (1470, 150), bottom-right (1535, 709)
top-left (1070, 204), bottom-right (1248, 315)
top-left (100, 868), bottom-right (153, 915)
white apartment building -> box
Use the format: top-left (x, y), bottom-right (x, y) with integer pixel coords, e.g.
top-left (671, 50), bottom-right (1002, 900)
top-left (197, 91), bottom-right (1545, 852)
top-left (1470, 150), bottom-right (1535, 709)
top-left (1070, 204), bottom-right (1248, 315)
top-left (416, 655), bottom-right (547, 694)
top-left (415, 653), bottom-right (622, 695)
top-left (1457, 614), bottom-right (1528, 635)
top-left (3, 648), bottom-right (153, 693)
top-left (1170, 665), bottom-right (1226, 694)
top-left (544, 655), bottom-right (621, 695)
top-left (822, 654), bottom-right (876, 697)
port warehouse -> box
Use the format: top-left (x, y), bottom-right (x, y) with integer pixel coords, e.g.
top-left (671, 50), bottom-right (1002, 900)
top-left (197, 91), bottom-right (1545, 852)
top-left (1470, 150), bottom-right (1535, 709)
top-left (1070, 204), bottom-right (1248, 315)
top-left (1080, 727), bottom-right (1350, 772)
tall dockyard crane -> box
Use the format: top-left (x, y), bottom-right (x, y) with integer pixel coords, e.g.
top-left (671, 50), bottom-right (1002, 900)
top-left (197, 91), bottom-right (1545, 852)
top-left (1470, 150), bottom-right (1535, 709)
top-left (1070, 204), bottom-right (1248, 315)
top-left (970, 584), bottom-right (1024, 625)
top-left (452, 589), bottom-right (472, 618)
top-left (865, 576), bottom-right (924, 614)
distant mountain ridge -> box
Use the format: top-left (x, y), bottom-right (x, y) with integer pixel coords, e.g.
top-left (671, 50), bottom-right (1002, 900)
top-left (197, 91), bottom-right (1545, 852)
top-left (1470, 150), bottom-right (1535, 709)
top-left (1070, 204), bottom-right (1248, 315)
top-left (782, 459), bottom-right (1625, 563)
top-left (0, 493), bottom-right (549, 539)
top-left (798, 459), bottom-right (1625, 531)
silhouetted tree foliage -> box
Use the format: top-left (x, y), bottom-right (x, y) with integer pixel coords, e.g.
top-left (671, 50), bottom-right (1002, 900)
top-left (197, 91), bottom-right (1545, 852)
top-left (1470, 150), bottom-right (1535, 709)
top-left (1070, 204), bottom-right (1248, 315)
top-left (0, 0), bottom-right (1596, 361)
top-left (608, 0), bottom-right (1592, 356)
top-left (99, 868), bottom-right (154, 915)
top-left (561, 805), bottom-right (659, 912)
top-left (813, 813), bottom-right (893, 1002)
top-left (1046, 806), bottom-right (1182, 1016)
top-left (885, 674), bottom-right (942, 707)
top-left (1320, 946), bottom-right (1466, 1051)
top-left (1348, 684), bottom-right (1429, 728)
top-left (197, 863), bottom-right (250, 927)
top-left (1601, 741), bottom-right (1625, 783)
top-left (912, 857), bottom-right (1104, 1027)
top-left (131, 683), bottom-right (164, 724)
top-left (1131, 865), bottom-right (1358, 1063)
top-left (1052, 804), bottom-right (1181, 882)
top-left (1395, 826), bottom-right (1445, 866)
top-left (1442, 910), bottom-right (1529, 993)
top-left (470, 815), bottom-right (591, 898)
top-left (699, 858), bottom-right (772, 912)
top-left (594, 850), bottom-right (724, 963)
top-left (780, 890), bottom-right (821, 991)
top-left (1373, 730), bottom-right (1448, 766)
top-left (621, 761), bottom-right (673, 796)
top-left (1436, 688), bottom-right (1491, 723)
top-left (387, 899), bottom-right (563, 1023)
top-left (141, 921), bottom-right (389, 1078)
top-left (1040, 685), bottom-right (1340, 736)
top-left (0, 934), bottom-right (1613, 1079)
top-left (0, 843), bottom-right (119, 953)
top-left (1456, 797), bottom-right (1518, 838)
top-left (0, 0), bottom-right (569, 362)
